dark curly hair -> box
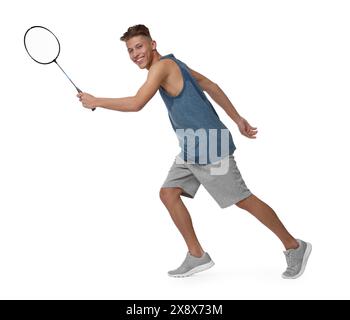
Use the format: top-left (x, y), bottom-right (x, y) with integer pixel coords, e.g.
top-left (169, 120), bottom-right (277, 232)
top-left (120, 24), bottom-right (152, 42)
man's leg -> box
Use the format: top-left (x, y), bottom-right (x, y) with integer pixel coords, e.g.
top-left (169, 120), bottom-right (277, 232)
top-left (236, 194), bottom-right (299, 250)
top-left (159, 187), bottom-right (204, 257)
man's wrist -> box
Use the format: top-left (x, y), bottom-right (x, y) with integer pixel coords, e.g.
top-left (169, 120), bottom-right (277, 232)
top-left (233, 114), bottom-right (242, 123)
top-left (93, 97), bottom-right (101, 108)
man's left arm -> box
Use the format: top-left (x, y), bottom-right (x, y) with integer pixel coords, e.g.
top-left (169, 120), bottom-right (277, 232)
top-left (189, 68), bottom-right (258, 139)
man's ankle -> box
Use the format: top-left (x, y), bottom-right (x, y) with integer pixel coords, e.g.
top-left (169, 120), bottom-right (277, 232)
top-left (189, 249), bottom-right (205, 258)
top-left (284, 239), bottom-right (299, 250)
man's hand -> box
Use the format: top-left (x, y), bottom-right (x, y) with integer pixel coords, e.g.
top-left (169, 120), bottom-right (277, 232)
top-left (77, 92), bottom-right (97, 109)
top-left (237, 117), bottom-right (258, 139)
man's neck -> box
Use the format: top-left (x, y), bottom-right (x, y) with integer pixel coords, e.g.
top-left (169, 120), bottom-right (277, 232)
top-left (147, 51), bottom-right (162, 70)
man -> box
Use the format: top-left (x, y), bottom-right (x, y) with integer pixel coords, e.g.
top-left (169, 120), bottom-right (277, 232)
top-left (77, 24), bottom-right (312, 279)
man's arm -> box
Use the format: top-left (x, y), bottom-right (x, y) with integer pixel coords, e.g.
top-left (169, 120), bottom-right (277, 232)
top-left (189, 68), bottom-right (258, 139)
top-left (189, 68), bottom-right (242, 122)
top-left (78, 62), bottom-right (167, 112)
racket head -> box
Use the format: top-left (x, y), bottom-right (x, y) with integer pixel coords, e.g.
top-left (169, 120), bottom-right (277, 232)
top-left (24, 26), bottom-right (61, 65)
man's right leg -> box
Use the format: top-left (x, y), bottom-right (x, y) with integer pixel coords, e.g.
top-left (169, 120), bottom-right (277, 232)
top-left (160, 187), bottom-right (214, 277)
top-left (159, 187), bottom-right (204, 258)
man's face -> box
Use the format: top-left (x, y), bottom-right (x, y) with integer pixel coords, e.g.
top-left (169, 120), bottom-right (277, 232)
top-left (126, 35), bottom-right (155, 70)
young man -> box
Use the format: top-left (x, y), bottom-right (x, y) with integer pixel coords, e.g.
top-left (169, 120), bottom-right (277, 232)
top-left (77, 25), bottom-right (312, 279)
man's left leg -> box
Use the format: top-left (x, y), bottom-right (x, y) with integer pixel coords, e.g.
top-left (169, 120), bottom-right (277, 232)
top-left (236, 194), bottom-right (297, 250)
top-left (236, 194), bottom-right (312, 279)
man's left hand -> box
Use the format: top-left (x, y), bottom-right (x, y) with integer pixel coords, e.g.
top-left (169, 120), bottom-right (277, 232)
top-left (237, 117), bottom-right (258, 139)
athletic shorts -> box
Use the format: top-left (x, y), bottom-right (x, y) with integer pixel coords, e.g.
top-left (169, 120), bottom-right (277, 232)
top-left (161, 155), bottom-right (252, 208)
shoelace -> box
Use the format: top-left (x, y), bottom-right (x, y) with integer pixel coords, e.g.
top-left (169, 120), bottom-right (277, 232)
top-left (285, 250), bottom-right (297, 268)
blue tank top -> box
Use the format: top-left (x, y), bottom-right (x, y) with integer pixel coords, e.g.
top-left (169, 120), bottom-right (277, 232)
top-left (158, 54), bottom-right (236, 164)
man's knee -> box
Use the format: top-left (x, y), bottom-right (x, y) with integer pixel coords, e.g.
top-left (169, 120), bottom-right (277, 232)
top-left (236, 194), bottom-right (254, 210)
top-left (159, 187), bottom-right (183, 206)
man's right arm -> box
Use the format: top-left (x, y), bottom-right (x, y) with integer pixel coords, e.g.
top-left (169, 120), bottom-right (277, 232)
top-left (78, 61), bottom-right (168, 112)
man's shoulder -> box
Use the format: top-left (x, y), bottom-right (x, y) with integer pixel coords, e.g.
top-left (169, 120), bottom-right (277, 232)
top-left (151, 58), bottom-right (173, 70)
top-left (149, 59), bottom-right (175, 78)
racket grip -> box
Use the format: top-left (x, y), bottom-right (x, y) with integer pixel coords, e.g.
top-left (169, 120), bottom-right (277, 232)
top-left (77, 87), bottom-right (96, 111)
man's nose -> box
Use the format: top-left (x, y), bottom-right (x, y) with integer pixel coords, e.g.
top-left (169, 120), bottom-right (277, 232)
top-left (132, 49), bottom-right (140, 59)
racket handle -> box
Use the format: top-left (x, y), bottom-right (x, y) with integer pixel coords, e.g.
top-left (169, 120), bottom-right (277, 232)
top-left (77, 87), bottom-right (96, 111)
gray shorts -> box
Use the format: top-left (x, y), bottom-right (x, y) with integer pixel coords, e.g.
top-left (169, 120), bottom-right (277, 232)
top-left (161, 155), bottom-right (252, 208)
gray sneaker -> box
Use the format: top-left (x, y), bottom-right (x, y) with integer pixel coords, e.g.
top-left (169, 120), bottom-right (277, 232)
top-left (282, 239), bottom-right (312, 279)
top-left (168, 252), bottom-right (215, 277)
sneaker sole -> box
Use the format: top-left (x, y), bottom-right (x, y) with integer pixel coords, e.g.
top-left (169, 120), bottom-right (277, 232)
top-left (168, 260), bottom-right (215, 278)
top-left (282, 242), bottom-right (312, 279)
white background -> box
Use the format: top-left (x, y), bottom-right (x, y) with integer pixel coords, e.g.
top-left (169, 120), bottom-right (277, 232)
top-left (1, 0), bottom-right (350, 300)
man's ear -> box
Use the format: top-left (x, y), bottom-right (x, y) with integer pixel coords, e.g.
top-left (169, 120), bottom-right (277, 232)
top-left (151, 40), bottom-right (157, 51)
